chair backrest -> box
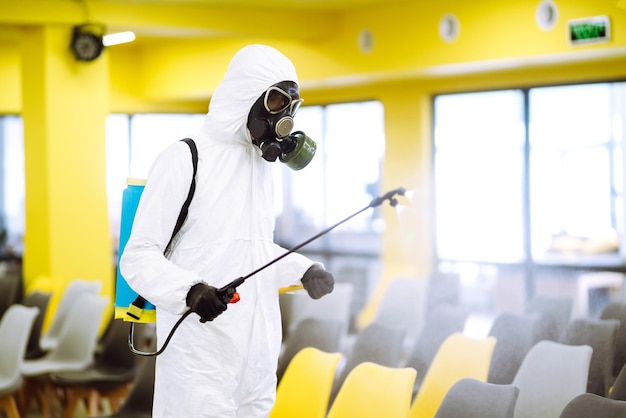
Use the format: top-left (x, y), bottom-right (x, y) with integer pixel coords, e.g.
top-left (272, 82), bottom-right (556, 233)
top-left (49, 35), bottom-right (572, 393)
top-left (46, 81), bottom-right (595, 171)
top-left (600, 302), bottom-right (626, 378)
top-left (48, 294), bottom-right (108, 365)
top-left (434, 378), bottom-right (520, 418)
top-left (326, 362), bottom-right (416, 418)
top-left (373, 277), bottom-right (428, 353)
top-left (512, 340), bottom-right (592, 418)
top-left (276, 317), bottom-right (344, 382)
top-left (488, 313), bottom-right (541, 384)
top-left (270, 347), bottom-right (342, 418)
top-left (525, 296), bottom-right (572, 341)
top-left (559, 317), bottom-right (619, 396)
top-left (404, 304), bottom-right (469, 391)
top-left (329, 322), bottom-right (406, 406)
top-left (426, 272), bottom-right (461, 312)
top-left (21, 294), bottom-right (108, 376)
top-left (21, 291), bottom-right (52, 359)
top-left (0, 304), bottom-right (39, 392)
top-left (558, 393), bottom-right (626, 418)
top-left (284, 282), bottom-right (353, 337)
top-left (409, 333), bottom-right (497, 418)
top-left (40, 279), bottom-right (102, 350)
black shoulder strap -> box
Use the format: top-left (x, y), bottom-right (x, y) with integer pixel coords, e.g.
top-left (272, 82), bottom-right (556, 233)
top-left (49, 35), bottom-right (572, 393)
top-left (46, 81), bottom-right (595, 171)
top-left (164, 138), bottom-right (198, 254)
top-left (128, 138), bottom-right (198, 320)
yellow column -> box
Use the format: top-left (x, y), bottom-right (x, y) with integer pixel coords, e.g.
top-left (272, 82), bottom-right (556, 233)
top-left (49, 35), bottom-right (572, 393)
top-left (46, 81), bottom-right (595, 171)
top-left (357, 88), bottom-right (435, 328)
top-left (20, 25), bottom-right (113, 312)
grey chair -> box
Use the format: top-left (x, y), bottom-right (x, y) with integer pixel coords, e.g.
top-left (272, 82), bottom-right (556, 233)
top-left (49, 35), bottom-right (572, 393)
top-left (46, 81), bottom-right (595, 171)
top-left (40, 279), bottom-right (102, 351)
top-left (328, 322), bottom-right (406, 407)
top-left (512, 341), bottom-right (592, 418)
top-left (488, 313), bottom-right (541, 384)
top-left (426, 271), bottom-right (461, 313)
top-left (434, 378), bottom-right (520, 418)
top-left (50, 317), bottom-right (138, 417)
top-left (404, 304), bottom-right (469, 393)
top-left (372, 277), bottom-right (427, 355)
top-left (20, 294), bottom-right (108, 418)
top-left (559, 317), bottom-right (619, 396)
top-left (276, 317), bottom-right (344, 383)
top-left (600, 302), bottom-right (626, 380)
top-left (282, 283), bottom-right (353, 339)
top-left (525, 295), bottom-right (572, 342)
top-left (0, 304), bottom-right (39, 418)
top-left (559, 393), bottom-right (626, 418)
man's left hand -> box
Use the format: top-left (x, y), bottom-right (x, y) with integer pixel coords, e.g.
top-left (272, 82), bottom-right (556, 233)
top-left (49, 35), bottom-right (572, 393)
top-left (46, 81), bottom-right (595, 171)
top-left (301, 264), bottom-right (335, 299)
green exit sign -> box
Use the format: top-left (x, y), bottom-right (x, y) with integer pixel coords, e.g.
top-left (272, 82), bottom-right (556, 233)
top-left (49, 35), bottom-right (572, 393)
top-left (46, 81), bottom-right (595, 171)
top-left (568, 16), bottom-right (610, 45)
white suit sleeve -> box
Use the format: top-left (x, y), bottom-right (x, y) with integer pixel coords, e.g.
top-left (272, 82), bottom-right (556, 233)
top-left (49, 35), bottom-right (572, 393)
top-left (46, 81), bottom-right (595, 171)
top-left (120, 142), bottom-right (202, 315)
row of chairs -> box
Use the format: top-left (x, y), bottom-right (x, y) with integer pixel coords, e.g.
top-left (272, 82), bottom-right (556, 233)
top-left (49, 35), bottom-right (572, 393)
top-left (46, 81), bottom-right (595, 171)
top-left (488, 298), bottom-right (626, 398)
top-left (273, 333), bottom-right (626, 418)
top-left (277, 325), bottom-right (492, 417)
top-left (277, 275), bottom-right (626, 417)
top-left (0, 278), bottom-right (151, 418)
top-left (282, 275), bottom-right (626, 391)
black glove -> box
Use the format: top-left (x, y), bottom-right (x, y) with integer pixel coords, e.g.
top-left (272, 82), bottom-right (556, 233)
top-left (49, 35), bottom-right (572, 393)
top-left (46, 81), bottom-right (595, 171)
top-left (301, 264), bottom-right (335, 300)
top-left (186, 283), bottom-right (227, 322)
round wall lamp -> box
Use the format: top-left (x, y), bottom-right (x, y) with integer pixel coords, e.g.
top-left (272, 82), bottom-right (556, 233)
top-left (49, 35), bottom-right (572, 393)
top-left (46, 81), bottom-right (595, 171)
top-left (536, 0), bottom-right (558, 31)
top-left (439, 14), bottom-right (460, 42)
top-left (358, 29), bottom-right (375, 54)
top-left (71, 24), bottom-right (105, 62)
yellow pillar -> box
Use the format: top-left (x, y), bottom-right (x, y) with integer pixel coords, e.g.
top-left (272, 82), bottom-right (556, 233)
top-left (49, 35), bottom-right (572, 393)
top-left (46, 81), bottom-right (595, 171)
top-left (357, 88), bottom-right (434, 328)
top-left (20, 25), bottom-right (113, 318)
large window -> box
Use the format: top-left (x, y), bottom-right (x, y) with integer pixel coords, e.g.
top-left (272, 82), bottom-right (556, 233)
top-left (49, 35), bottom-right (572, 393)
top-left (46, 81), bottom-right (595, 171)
top-left (434, 82), bottom-right (626, 303)
top-left (275, 101), bottom-right (385, 253)
top-left (106, 114), bottom-right (205, 242)
top-left (0, 116), bottom-right (25, 255)
top-left (434, 90), bottom-right (526, 263)
top-left (433, 82), bottom-right (626, 325)
top-left (529, 84), bottom-right (625, 262)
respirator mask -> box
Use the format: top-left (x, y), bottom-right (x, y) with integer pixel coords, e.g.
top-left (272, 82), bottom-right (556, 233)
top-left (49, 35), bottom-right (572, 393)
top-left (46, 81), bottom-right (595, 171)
top-left (247, 81), bottom-right (316, 171)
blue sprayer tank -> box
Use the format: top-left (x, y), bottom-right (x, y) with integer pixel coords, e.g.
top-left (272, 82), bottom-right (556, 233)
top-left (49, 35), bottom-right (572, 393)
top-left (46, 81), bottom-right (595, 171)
top-left (114, 178), bottom-right (156, 322)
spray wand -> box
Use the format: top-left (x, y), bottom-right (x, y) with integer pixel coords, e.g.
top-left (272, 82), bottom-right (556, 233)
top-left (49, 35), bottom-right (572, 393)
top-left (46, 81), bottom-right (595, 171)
top-left (129, 187), bottom-right (406, 356)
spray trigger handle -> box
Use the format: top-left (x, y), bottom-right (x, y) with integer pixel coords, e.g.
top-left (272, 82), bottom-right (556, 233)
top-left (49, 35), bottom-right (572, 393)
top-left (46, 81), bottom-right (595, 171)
top-left (217, 277), bottom-right (245, 305)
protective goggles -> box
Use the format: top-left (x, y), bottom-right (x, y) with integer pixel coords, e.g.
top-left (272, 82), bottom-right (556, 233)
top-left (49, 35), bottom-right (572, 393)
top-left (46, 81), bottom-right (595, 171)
top-left (264, 86), bottom-right (303, 115)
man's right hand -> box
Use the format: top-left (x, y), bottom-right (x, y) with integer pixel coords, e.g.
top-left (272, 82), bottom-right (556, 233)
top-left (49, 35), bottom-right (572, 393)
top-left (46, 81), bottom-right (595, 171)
top-left (186, 283), bottom-right (227, 322)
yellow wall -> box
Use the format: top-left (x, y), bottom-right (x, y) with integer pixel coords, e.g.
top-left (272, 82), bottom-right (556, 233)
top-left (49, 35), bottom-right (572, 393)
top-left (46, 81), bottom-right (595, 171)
top-left (0, 40), bottom-right (21, 113)
top-left (0, 0), bottom-right (625, 324)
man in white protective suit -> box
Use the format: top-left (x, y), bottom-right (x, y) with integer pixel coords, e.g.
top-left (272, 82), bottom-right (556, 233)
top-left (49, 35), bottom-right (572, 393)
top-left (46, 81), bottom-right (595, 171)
top-left (120, 44), bottom-right (335, 417)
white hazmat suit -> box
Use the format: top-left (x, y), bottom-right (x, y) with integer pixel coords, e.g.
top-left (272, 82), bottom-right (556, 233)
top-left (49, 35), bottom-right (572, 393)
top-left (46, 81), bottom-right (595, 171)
top-left (120, 44), bottom-right (316, 417)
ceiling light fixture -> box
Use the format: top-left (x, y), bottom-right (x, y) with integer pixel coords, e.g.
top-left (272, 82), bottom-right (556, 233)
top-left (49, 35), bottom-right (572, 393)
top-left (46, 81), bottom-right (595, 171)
top-left (103, 31), bottom-right (136, 47)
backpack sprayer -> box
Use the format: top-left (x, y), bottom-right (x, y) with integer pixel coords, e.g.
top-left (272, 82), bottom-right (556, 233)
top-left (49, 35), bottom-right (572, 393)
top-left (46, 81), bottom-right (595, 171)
top-left (128, 187), bottom-right (406, 356)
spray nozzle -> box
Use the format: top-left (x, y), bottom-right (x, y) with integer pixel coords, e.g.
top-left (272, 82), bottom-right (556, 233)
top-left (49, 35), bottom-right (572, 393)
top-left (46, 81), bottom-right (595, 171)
top-left (369, 187), bottom-right (406, 208)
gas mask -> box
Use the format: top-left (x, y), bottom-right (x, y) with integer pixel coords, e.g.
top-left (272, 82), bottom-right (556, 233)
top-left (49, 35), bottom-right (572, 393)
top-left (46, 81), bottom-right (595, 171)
top-left (247, 81), bottom-right (316, 171)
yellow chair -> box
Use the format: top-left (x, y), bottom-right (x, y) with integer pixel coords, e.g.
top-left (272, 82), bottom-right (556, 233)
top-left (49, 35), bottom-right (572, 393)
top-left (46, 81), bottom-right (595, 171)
top-left (327, 362), bottom-right (417, 418)
top-left (270, 347), bottom-right (342, 418)
top-left (409, 332), bottom-right (497, 418)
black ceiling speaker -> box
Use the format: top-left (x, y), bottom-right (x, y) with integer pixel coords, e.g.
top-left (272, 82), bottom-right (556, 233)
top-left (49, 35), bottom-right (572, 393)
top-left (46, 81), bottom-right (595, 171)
top-left (71, 24), bottom-right (105, 62)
